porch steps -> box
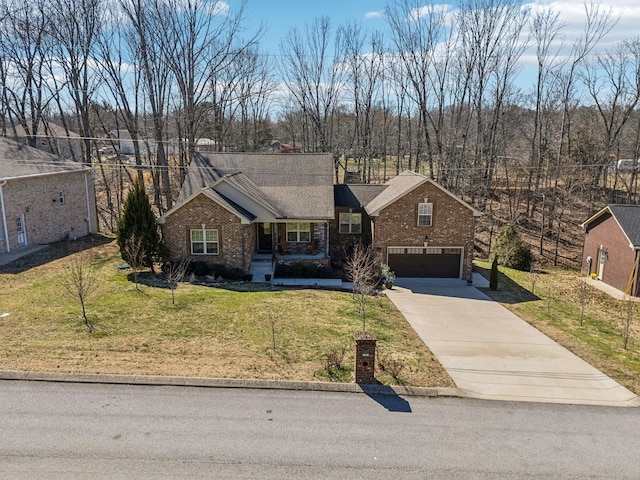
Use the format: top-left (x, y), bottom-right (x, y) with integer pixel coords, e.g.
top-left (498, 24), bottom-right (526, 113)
top-left (250, 259), bottom-right (274, 283)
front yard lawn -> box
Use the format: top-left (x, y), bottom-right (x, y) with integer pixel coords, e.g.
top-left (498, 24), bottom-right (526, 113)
top-left (0, 237), bottom-right (453, 388)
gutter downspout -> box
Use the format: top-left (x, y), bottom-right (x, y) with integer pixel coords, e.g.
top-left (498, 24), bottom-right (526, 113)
top-left (84, 172), bottom-right (92, 234)
top-left (633, 250), bottom-right (640, 297)
top-left (0, 181), bottom-right (10, 253)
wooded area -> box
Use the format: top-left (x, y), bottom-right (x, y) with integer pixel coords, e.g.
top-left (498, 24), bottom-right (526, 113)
top-left (1, 0), bottom-right (639, 267)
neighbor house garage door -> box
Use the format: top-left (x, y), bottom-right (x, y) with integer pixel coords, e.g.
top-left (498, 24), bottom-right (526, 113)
top-left (387, 247), bottom-right (463, 278)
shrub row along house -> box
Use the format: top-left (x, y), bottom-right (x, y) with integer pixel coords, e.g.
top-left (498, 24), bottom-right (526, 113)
top-left (0, 138), bottom-right (98, 254)
top-left (160, 153), bottom-right (482, 280)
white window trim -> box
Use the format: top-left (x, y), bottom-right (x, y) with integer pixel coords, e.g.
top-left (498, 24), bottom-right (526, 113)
top-left (418, 201), bottom-right (433, 227)
top-left (339, 211), bottom-right (362, 234)
top-left (190, 226), bottom-right (219, 255)
top-left (286, 222), bottom-right (311, 242)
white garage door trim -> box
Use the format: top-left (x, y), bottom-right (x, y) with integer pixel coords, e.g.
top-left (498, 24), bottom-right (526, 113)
top-left (386, 245), bottom-right (464, 279)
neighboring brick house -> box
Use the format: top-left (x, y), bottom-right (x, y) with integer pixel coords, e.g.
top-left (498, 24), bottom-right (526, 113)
top-left (333, 171), bottom-right (482, 279)
top-left (160, 153), bottom-right (335, 274)
top-left (0, 138), bottom-right (98, 254)
top-left (162, 154), bottom-right (481, 279)
top-left (581, 205), bottom-right (640, 297)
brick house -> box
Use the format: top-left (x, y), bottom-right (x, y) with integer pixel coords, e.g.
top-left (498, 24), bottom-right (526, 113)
top-left (160, 153), bottom-right (335, 275)
top-left (333, 171), bottom-right (482, 279)
top-left (163, 154), bottom-right (481, 280)
top-left (581, 205), bottom-right (640, 297)
top-left (0, 138), bottom-right (98, 254)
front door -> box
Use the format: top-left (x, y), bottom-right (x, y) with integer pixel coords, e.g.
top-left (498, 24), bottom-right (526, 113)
top-left (257, 223), bottom-right (273, 253)
top-left (16, 214), bottom-right (27, 247)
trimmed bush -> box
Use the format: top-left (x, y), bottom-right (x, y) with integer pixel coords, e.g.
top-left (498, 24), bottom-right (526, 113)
top-left (224, 267), bottom-right (243, 281)
top-left (492, 224), bottom-right (532, 271)
top-left (274, 262), bottom-right (333, 279)
top-left (186, 260), bottom-right (212, 276)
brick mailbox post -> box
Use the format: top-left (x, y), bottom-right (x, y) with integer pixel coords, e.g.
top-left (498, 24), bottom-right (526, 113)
top-left (354, 331), bottom-right (376, 384)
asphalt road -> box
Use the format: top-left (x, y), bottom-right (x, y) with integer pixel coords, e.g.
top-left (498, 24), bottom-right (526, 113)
top-left (1, 381), bottom-right (638, 479)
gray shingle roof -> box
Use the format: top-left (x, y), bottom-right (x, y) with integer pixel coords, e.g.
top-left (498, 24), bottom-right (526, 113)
top-left (363, 170), bottom-right (482, 217)
top-left (0, 137), bottom-right (85, 180)
top-left (365, 171), bottom-right (426, 215)
top-left (201, 188), bottom-right (256, 223)
top-left (607, 205), bottom-right (640, 247)
top-left (176, 153), bottom-right (335, 220)
top-left (334, 184), bottom-right (388, 208)
top-left (220, 172), bottom-right (280, 214)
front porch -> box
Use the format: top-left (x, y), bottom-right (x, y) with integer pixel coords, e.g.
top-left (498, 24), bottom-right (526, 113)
top-left (249, 251), bottom-right (330, 283)
top-left (249, 221), bottom-right (331, 283)
top-left (256, 222), bottom-right (327, 255)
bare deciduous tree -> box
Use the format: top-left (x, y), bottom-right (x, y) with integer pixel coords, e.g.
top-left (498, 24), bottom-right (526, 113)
top-left (50, 0), bottom-right (102, 165)
top-left (123, 234), bottom-right (147, 292)
top-left (279, 16), bottom-right (345, 160)
top-left (165, 258), bottom-right (189, 305)
top-left (60, 252), bottom-right (99, 333)
top-left (622, 300), bottom-right (635, 350)
top-left (344, 242), bottom-right (380, 331)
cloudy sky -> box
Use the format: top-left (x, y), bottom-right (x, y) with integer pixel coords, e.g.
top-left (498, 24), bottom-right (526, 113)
top-left (236, 0), bottom-right (640, 58)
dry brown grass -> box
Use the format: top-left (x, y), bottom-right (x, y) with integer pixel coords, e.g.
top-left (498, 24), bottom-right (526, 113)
top-left (0, 237), bottom-right (454, 388)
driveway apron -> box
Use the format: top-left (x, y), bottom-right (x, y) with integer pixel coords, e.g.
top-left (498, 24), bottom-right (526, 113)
top-left (385, 278), bottom-right (640, 407)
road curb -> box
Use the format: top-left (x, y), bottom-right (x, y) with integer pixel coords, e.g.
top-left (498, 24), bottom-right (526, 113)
top-left (0, 369), bottom-right (463, 398)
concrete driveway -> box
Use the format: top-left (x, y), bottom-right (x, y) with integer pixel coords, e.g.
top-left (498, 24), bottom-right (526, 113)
top-left (385, 276), bottom-right (640, 407)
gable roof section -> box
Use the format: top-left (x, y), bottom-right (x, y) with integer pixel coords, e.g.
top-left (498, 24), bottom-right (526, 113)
top-left (174, 153), bottom-right (335, 220)
top-left (365, 170), bottom-right (482, 217)
top-left (214, 171), bottom-right (280, 216)
top-left (334, 184), bottom-right (388, 208)
top-left (0, 137), bottom-right (87, 180)
top-left (581, 205), bottom-right (640, 248)
top-left (161, 188), bottom-right (256, 224)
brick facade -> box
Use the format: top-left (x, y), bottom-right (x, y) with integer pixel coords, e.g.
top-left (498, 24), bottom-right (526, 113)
top-left (329, 207), bottom-right (373, 266)
top-left (583, 213), bottom-right (639, 296)
top-left (373, 182), bottom-right (476, 279)
top-left (276, 222), bottom-right (327, 255)
top-left (163, 173), bottom-right (477, 279)
top-left (0, 170), bottom-right (97, 253)
top-left (354, 331), bottom-right (376, 384)
top-left (162, 193), bottom-right (255, 272)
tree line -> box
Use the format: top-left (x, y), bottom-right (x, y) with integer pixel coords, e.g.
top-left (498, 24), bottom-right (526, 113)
top-left (2, 0), bottom-right (639, 264)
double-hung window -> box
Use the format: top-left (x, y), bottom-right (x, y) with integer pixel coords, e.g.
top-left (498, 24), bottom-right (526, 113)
top-left (286, 222), bottom-right (310, 242)
top-left (339, 212), bottom-right (362, 234)
top-left (417, 202), bottom-right (433, 226)
top-left (190, 227), bottom-right (219, 254)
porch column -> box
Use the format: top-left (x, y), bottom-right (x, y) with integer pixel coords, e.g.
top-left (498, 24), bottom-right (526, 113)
top-left (324, 222), bottom-right (328, 256)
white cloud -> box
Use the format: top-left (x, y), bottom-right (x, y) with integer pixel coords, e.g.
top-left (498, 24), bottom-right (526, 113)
top-left (364, 11), bottom-right (384, 19)
top-left (523, 1), bottom-right (640, 49)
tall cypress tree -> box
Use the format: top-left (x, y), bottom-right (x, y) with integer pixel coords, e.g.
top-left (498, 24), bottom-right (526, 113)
top-left (116, 180), bottom-right (165, 269)
top-left (489, 257), bottom-right (499, 291)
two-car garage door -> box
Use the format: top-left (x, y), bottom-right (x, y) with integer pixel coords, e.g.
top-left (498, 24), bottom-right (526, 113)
top-left (387, 247), bottom-right (463, 278)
